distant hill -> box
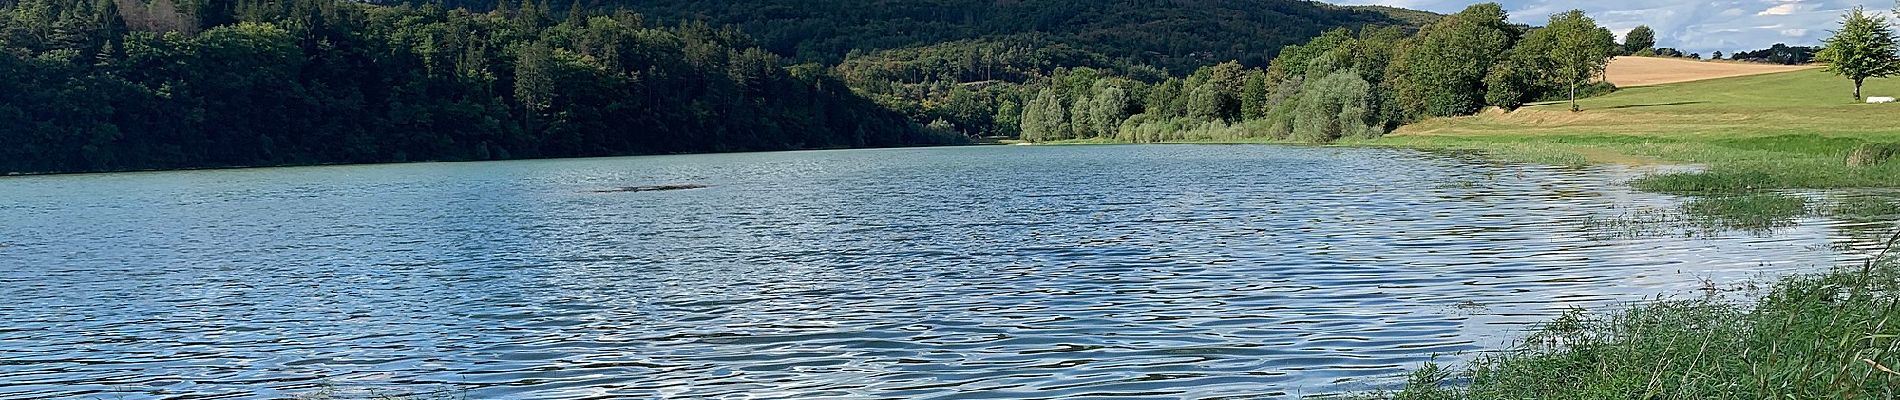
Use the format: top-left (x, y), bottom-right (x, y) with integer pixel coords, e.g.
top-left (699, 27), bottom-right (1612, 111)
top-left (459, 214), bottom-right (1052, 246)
top-left (417, 0), bottom-right (1440, 74)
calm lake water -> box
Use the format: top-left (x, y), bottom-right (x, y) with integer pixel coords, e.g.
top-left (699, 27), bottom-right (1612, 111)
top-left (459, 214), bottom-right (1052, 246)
top-left (0, 145), bottom-right (1889, 399)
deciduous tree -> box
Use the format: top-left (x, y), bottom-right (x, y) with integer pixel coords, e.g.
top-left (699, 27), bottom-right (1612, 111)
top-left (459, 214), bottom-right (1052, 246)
top-left (1622, 25), bottom-right (1655, 54)
top-left (1815, 7), bottom-right (1900, 100)
top-left (1545, 10), bottom-right (1616, 112)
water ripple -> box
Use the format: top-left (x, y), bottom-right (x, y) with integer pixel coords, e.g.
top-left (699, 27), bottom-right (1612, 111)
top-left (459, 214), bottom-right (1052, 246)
top-left (0, 145), bottom-right (1888, 399)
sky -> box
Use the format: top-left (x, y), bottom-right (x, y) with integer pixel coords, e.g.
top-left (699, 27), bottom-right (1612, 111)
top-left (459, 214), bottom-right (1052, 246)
top-left (1329, 0), bottom-right (1895, 55)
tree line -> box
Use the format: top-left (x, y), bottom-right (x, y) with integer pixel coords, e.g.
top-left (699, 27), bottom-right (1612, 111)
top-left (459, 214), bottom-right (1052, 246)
top-left (1010, 4), bottom-right (1619, 144)
top-left (400, 0), bottom-right (1439, 75)
top-left (0, 0), bottom-right (961, 174)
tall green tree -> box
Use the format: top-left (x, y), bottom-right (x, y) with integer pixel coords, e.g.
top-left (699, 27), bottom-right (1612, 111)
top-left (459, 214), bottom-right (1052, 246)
top-left (1815, 7), bottom-right (1900, 100)
top-left (1622, 25), bottom-right (1655, 54)
top-left (513, 39), bottom-right (554, 132)
top-left (1291, 70), bottom-right (1375, 142)
top-left (1240, 71), bottom-right (1270, 120)
top-left (1544, 10), bottom-right (1617, 112)
top-left (1387, 3), bottom-right (1518, 118)
top-left (1020, 87), bottom-right (1069, 142)
top-left (1084, 85), bottom-right (1130, 138)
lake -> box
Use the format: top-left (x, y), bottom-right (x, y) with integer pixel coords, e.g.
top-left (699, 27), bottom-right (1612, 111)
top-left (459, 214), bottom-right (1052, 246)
top-left (0, 145), bottom-right (1886, 399)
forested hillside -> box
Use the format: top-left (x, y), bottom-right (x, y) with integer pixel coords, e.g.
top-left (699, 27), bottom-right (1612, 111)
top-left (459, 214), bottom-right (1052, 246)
top-left (0, 0), bottom-right (957, 174)
top-left (416, 0), bottom-right (1440, 74)
top-left (599, 0), bottom-right (1441, 139)
top-left (1, 0), bottom-right (1450, 174)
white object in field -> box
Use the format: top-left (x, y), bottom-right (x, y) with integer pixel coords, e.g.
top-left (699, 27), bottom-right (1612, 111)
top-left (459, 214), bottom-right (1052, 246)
top-left (1869, 96), bottom-right (1897, 104)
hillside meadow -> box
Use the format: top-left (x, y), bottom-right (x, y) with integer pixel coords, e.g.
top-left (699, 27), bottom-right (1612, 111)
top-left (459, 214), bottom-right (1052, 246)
top-left (1369, 62), bottom-right (1900, 194)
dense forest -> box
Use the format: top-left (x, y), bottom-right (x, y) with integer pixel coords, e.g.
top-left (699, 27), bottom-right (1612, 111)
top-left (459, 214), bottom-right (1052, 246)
top-left (2, 0), bottom-right (1637, 175)
top-left (409, 0), bottom-right (1441, 74)
top-left (0, 0), bottom-right (960, 174)
top-left (391, 0), bottom-right (1447, 141)
top-left (1, 0), bottom-right (1449, 174)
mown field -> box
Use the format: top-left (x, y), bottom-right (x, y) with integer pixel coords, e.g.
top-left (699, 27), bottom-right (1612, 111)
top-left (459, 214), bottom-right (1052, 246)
top-left (1370, 63), bottom-right (1900, 194)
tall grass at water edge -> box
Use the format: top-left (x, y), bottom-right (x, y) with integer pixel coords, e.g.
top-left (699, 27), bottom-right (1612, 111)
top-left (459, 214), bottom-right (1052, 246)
top-left (1386, 230), bottom-right (1900, 399)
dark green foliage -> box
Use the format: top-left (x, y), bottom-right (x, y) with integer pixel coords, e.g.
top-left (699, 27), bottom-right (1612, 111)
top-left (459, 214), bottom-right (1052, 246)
top-left (639, 0), bottom-right (1444, 140)
top-left (1620, 25), bottom-right (1654, 54)
top-left (1482, 58), bottom-right (1531, 111)
top-left (1240, 71), bottom-right (1271, 120)
top-left (1019, 87), bottom-right (1069, 142)
top-left (1270, 28), bottom-right (1355, 79)
top-left (451, 0), bottom-right (1436, 75)
top-left (1730, 43), bottom-right (1818, 64)
top-left (1542, 10), bottom-right (1617, 112)
top-left (1388, 3), bottom-right (1518, 118)
top-left (1291, 70), bottom-right (1376, 142)
top-left (1649, 47), bottom-right (1686, 57)
top-left (0, 0), bottom-right (955, 174)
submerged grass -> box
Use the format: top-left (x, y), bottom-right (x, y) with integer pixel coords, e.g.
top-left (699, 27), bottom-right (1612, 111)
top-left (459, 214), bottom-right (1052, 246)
top-left (1389, 232), bottom-right (1900, 399)
top-left (291, 385), bottom-right (467, 400)
top-left (1833, 195), bottom-right (1900, 222)
top-left (1574, 192), bottom-right (1816, 239)
top-left (1680, 193), bottom-right (1809, 233)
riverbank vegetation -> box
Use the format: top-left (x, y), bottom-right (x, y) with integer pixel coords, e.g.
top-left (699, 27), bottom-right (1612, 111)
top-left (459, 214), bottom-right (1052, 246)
top-left (1010, 4), bottom-right (1622, 145)
top-left (1366, 7), bottom-right (1900, 399)
top-left (1390, 232), bottom-right (1900, 399)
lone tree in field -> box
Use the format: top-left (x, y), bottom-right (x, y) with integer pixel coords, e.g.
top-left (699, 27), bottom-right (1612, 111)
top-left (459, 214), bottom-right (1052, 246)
top-left (1816, 7), bottom-right (1900, 100)
top-left (1623, 25), bottom-right (1656, 54)
top-left (1546, 10), bottom-right (1618, 112)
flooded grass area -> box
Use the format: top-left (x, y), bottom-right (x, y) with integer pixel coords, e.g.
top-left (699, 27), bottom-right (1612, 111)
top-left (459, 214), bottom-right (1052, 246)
top-left (1355, 70), bottom-right (1900, 398)
top-left (1389, 233), bottom-right (1900, 399)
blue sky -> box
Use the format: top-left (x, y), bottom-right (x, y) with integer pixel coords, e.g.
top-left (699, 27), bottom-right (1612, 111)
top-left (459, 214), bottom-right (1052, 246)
top-left (1330, 0), bottom-right (1894, 54)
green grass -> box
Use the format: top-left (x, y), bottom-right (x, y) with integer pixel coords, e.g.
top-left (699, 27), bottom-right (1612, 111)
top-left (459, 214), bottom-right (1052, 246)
top-left (1370, 70), bottom-right (1900, 194)
top-left (1389, 234), bottom-right (1900, 399)
top-left (1680, 193), bottom-right (1810, 233)
top-left (1365, 69), bottom-right (1900, 399)
top-left (1833, 195), bottom-right (1900, 221)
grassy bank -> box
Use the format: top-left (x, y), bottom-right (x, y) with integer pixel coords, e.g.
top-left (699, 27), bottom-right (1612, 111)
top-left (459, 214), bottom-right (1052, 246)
top-left (1390, 233), bottom-right (1900, 399)
top-left (1358, 68), bottom-right (1900, 397)
top-left (1367, 69), bottom-right (1900, 194)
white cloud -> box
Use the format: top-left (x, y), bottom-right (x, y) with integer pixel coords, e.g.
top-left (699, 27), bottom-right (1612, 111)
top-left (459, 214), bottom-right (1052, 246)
top-left (1759, 4), bottom-right (1799, 15)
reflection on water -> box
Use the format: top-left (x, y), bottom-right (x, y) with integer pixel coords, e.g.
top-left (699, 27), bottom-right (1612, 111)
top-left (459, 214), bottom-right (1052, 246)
top-left (0, 145), bottom-right (1891, 399)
